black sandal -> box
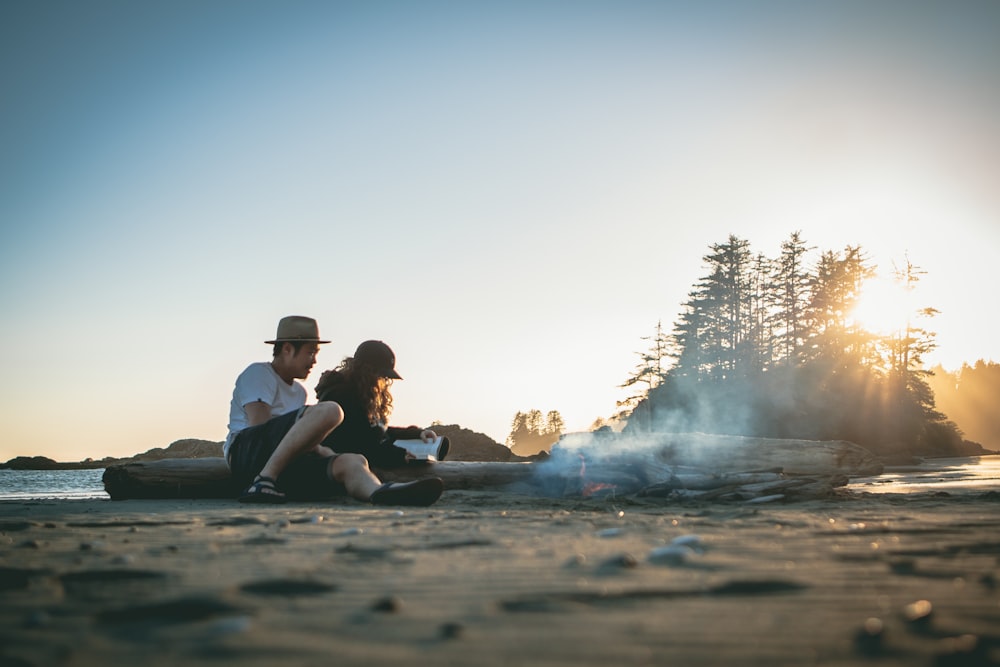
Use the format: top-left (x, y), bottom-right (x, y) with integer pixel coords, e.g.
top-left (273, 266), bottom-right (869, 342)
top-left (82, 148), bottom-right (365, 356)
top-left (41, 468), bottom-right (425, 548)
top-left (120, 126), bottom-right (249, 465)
top-left (370, 478), bottom-right (444, 507)
top-left (239, 475), bottom-right (287, 504)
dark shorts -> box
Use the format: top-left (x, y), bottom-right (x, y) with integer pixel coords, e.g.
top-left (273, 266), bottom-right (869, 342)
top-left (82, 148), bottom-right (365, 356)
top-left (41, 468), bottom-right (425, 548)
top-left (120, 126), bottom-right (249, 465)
top-left (227, 408), bottom-right (346, 500)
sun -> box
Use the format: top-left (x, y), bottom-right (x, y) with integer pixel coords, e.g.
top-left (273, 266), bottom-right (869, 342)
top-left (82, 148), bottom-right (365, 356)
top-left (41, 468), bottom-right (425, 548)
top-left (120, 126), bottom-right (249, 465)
top-left (849, 277), bottom-right (914, 336)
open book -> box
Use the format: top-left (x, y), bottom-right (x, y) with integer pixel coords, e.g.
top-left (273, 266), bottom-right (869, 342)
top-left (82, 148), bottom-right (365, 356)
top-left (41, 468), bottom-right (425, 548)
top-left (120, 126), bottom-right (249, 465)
top-left (395, 436), bottom-right (450, 462)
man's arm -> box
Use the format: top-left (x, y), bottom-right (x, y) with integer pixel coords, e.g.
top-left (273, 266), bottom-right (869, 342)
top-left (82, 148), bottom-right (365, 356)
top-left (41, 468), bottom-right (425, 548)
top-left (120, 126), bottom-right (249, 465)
top-left (244, 401), bottom-right (272, 427)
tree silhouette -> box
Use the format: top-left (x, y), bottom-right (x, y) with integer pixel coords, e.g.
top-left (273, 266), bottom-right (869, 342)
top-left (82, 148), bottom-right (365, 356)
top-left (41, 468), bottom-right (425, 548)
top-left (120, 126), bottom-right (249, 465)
top-left (928, 360), bottom-right (1000, 451)
top-left (617, 320), bottom-right (670, 426)
top-left (619, 233), bottom-right (974, 459)
top-left (507, 408), bottom-right (566, 456)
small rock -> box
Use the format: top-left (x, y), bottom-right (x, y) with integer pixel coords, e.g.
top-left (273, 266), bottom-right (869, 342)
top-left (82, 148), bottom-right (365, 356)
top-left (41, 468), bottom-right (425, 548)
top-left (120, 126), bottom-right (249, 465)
top-left (889, 559), bottom-right (917, 575)
top-left (600, 553), bottom-right (639, 570)
top-left (372, 595), bottom-right (403, 613)
top-left (648, 545), bottom-right (690, 566)
top-left (337, 528), bottom-right (363, 537)
top-left (595, 528), bottom-right (622, 538)
top-left (902, 599), bottom-right (933, 633)
top-left (670, 534), bottom-right (705, 552)
top-left (440, 622), bottom-right (463, 639)
top-left (207, 615), bottom-right (253, 636)
top-left (853, 617), bottom-right (884, 656)
top-left (17, 540), bottom-right (40, 549)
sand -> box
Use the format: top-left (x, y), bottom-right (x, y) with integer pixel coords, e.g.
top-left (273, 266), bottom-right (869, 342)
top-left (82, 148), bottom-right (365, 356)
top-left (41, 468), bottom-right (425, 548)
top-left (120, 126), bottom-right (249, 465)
top-left (1, 489), bottom-right (998, 666)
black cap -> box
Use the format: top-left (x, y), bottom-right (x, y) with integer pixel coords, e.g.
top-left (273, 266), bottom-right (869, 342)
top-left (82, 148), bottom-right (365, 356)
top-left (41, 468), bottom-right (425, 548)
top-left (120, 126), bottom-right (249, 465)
top-left (354, 340), bottom-right (402, 379)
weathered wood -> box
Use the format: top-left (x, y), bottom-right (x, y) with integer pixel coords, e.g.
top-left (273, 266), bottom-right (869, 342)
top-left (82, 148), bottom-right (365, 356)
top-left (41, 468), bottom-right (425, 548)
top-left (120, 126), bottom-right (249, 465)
top-left (102, 458), bottom-right (238, 500)
top-left (555, 432), bottom-right (884, 477)
top-left (102, 459), bottom-right (536, 500)
top-left (659, 433), bottom-right (883, 476)
top-left (102, 434), bottom-right (881, 500)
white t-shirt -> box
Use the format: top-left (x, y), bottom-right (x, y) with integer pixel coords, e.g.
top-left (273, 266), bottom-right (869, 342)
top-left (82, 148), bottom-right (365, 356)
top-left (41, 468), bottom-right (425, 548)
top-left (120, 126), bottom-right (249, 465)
top-left (223, 362), bottom-right (307, 458)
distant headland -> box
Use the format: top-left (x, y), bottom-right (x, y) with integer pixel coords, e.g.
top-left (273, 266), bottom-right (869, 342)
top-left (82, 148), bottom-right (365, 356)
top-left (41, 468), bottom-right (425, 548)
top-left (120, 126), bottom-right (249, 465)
top-left (0, 424), bottom-right (517, 470)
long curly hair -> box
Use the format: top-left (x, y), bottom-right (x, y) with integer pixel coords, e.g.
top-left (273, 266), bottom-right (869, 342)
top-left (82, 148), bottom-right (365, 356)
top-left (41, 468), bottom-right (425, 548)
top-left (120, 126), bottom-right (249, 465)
top-left (315, 356), bottom-right (394, 425)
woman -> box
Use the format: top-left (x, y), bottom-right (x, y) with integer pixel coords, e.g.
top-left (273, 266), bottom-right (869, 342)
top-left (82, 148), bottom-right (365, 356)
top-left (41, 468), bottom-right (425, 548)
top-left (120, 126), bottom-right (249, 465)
top-left (314, 340), bottom-right (441, 468)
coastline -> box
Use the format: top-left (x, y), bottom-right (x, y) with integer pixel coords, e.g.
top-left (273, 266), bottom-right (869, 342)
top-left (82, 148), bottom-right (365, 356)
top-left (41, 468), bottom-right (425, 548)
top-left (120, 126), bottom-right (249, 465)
top-left (2, 488), bottom-right (999, 666)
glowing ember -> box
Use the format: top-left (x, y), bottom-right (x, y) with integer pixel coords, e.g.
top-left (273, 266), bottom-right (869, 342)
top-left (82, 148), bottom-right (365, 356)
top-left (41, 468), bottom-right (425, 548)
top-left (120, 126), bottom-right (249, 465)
top-left (582, 482), bottom-right (616, 498)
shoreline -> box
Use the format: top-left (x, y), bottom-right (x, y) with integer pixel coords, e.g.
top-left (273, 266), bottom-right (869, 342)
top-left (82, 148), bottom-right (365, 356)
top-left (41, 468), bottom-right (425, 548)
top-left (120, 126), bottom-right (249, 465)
top-left (2, 490), bottom-right (999, 666)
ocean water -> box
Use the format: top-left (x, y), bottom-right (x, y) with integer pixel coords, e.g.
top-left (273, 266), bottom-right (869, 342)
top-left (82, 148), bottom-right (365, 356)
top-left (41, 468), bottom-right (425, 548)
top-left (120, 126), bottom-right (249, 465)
top-left (0, 468), bottom-right (109, 500)
top-left (849, 455), bottom-right (1000, 495)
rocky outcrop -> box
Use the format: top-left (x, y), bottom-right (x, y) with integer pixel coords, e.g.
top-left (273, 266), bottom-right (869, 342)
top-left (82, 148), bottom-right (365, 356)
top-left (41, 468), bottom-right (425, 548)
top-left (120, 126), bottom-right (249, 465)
top-left (1, 439), bottom-right (224, 470)
top-left (425, 424), bottom-right (517, 462)
top-left (4, 427), bottom-right (514, 470)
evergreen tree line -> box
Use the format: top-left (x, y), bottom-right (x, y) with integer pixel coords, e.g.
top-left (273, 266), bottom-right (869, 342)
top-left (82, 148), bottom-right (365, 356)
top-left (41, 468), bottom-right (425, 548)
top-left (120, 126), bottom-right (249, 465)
top-left (620, 232), bottom-right (986, 460)
top-left (507, 409), bottom-right (565, 457)
top-left (927, 361), bottom-right (1000, 451)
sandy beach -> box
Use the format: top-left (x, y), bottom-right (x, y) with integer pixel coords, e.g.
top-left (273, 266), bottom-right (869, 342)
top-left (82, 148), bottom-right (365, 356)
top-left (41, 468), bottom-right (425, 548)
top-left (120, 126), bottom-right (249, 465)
top-left (2, 488), bottom-right (999, 666)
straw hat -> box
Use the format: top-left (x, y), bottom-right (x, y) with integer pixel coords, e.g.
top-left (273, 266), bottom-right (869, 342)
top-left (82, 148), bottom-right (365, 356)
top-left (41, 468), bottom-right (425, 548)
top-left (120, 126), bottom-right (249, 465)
top-left (264, 316), bottom-right (330, 344)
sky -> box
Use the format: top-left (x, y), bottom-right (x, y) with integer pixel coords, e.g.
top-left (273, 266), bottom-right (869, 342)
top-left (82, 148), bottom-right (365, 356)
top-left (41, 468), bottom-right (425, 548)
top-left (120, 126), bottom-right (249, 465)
top-left (1, 1), bottom-right (998, 462)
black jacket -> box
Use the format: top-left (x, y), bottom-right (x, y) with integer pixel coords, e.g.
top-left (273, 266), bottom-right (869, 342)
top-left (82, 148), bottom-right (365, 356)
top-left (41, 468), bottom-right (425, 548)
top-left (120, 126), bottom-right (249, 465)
top-left (316, 372), bottom-right (422, 468)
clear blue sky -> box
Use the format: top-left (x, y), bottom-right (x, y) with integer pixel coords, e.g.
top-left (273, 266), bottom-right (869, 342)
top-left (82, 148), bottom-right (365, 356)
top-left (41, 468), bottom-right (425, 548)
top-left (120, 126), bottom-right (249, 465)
top-left (2, 1), bottom-right (998, 461)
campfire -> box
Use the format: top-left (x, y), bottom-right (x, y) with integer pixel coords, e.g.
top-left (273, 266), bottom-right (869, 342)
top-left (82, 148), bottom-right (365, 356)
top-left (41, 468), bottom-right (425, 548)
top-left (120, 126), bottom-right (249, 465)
top-left (532, 431), bottom-right (863, 502)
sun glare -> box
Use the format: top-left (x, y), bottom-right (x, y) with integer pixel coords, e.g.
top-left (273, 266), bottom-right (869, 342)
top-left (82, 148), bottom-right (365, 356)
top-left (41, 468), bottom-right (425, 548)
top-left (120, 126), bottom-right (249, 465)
top-left (849, 277), bottom-right (914, 336)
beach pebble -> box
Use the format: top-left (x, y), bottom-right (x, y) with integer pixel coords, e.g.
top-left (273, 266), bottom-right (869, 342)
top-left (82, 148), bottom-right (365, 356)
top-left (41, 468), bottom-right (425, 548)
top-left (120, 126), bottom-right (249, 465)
top-left (17, 539), bottom-right (40, 549)
top-left (372, 595), bottom-right (403, 613)
top-left (275, 519), bottom-right (291, 529)
top-left (208, 615), bottom-right (253, 636)
top-left (601, 553), bottom-right (639, 570)
top-left (889, 559), bottom-right (917, 575)
top-left (853, 617), bottom-right (884, 656)
top-left (648, 545), bottom-right (690, 566)
top-left (563, 553), bottom-right (587, 568)
top-left (337, 528), bottom-right (363, 537)
top-left (595, 528), bottom-right (622, 538)
top-left (902, 599), bottom-right (934, 632)
top-left (110, 554), bottom-right (135, 566)
top-left (670, 534), bottom-right (705, 552)
top-left (440, 622), bottom-right (464, 639)
top-left (79, 541), bottom-right (105, 552)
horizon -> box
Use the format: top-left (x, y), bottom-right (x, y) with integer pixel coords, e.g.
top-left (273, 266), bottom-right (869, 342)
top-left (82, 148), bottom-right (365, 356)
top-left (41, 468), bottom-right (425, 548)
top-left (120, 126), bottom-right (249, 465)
top-left (2, 1), bottom-right (998, 462)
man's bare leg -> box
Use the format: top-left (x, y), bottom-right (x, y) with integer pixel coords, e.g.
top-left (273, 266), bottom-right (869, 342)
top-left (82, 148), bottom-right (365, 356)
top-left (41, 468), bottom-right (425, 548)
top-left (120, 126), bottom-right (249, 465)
top-left (257, 402), bottom-right (344, 482)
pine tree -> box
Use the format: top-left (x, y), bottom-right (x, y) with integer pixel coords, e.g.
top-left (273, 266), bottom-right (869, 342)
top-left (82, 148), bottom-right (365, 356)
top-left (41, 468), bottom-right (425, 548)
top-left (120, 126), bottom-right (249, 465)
top-left (617, 320), bottom-right (671, 424)
top-left (773, 231), bottom-right (814, 365)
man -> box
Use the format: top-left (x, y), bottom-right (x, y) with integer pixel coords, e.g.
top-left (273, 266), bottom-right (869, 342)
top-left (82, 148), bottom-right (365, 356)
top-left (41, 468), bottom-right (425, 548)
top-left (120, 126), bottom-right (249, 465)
top-left (224, 315), bottom-right (443, 505)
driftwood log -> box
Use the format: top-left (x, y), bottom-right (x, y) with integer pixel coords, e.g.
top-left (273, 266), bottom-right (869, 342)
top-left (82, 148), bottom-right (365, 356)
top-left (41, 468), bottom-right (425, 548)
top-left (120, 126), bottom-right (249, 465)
top-left (102, 433), bottom-right (881, 501)
top-left (101, 459), bottom-right (536, 500)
